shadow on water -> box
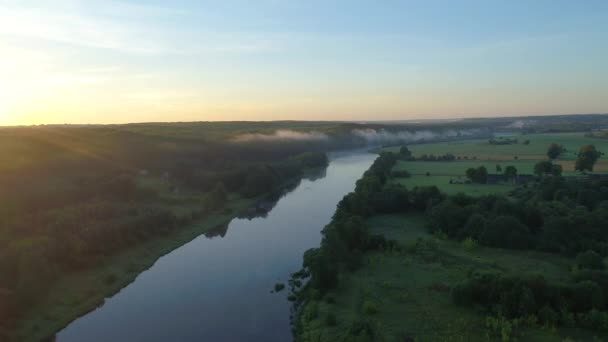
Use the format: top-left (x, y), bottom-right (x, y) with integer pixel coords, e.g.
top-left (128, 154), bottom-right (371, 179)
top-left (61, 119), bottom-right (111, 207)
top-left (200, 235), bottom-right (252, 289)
top-left (235, 165), bottom-right (329, 222)
top-left (54, 151), bottom-right (374, 342)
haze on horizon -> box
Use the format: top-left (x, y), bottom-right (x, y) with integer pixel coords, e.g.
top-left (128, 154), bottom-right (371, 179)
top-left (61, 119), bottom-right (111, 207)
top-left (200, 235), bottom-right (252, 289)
top-left (1, 0), bottom-right (607, 126)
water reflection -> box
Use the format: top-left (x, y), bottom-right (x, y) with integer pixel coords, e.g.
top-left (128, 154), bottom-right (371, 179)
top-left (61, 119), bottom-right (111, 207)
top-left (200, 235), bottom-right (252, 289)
top-left (56, 151), bottom-right (375, 342)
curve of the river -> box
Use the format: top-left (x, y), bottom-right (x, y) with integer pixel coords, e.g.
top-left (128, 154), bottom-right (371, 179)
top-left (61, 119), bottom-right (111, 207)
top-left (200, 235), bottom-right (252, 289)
top-left (57, 151), bottom-right (375, 342)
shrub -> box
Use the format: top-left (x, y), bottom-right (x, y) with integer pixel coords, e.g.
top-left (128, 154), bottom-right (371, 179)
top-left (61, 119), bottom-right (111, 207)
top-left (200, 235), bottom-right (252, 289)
top-left (302, 302), bottom-right (319, 322)
top-left (462, 237), bottom-right (478, 252)
top-left (577, 250), bottom-right (605, 270)
top-left (362, 300), bottom-right (378, 315)
top-left (390, 169), bottom-right (411, 178)
top-left (485, 316), bottom-right (520, 342)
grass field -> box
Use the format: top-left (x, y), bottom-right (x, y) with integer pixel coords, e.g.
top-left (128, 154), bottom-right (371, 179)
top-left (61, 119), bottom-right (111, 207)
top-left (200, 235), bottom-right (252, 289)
top-left (384, 132), bottom-right (608, 164)
top-left (297, 215), bottom-right (602, 342)
top-left (390, 160), bottom-right (534, 195)
top-left (383, 132), bottom-right (608, 195)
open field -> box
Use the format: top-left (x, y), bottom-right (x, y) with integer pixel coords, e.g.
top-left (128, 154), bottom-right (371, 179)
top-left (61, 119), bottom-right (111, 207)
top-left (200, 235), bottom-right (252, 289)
top-left (384, 132), bottom-right (608, 164)
top-left (383, 132), bottom-right (608, 195)
top-left (297, 215), bottom-right (601, 342)
top-left (389, 160), bottom-right (532, 195)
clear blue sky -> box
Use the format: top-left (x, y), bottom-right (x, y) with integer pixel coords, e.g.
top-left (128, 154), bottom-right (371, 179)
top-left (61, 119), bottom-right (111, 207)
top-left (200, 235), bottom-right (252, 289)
top-left (1, 0), bottom-right (607, 124)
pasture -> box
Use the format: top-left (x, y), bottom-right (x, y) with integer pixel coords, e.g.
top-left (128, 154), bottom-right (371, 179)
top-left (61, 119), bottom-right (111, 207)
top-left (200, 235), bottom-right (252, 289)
top-left (384, 132), bottom-right (608, 195)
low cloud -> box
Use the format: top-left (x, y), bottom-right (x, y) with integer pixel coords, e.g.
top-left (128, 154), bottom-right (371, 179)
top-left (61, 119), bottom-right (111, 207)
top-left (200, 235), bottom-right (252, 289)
top-left (506, 120), bottom-right (535, 129)
top-left (233, 130), bottom-right (329, 142)
top-left (352, 128), bottom-right (479, 144)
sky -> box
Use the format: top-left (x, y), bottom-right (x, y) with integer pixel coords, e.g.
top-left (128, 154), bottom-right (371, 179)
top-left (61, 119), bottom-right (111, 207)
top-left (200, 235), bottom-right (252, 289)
top-left (0, 0), bottom-right (607, 125)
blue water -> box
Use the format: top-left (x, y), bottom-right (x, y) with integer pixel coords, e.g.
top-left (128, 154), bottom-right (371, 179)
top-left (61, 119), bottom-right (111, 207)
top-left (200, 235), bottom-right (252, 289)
top-left (56, 151), bottom-right (375, 342)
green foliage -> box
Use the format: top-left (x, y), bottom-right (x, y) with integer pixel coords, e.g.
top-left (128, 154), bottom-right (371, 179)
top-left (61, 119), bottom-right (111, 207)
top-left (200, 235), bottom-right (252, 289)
top-left (324, 312), bottom-right (337, 326)
top-left (461, 237), bottom-right (478, 252)
top-left (577, 250), bottom-right (605, 270)
top-left (465, 166), bottom-right (488, 183)
top-left (290, 152), bottom-right (329, 168)
top-left (504, 165), bottom-right (518, 179)
top-left (399, 146), bottom-right (412, 158)
top-left (390, 169), bottom-right (411, 178)
top-left (274, 283), bottom-right (286, 292)
top-left (547, 143), bottom-right (565, 160)
top-left (302, 301), bottom-right (319, 322)
top-left (576, 144), bottom-right (602, 172)
top-left (485, 315), bottom-right (521, 341)
top-left (534, 160), bottom-right (562, 176)
top-left (362, 300), bottom-right (378, 315)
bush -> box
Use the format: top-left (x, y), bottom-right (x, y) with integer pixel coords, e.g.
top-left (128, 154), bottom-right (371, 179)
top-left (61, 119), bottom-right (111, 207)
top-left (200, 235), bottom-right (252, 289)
top-left (362, 300), bottom-right (378, 315)
top-left (462, 237), bottom-right (478, 252)
top-left (485, 316), bottom-right (520, 341)
top-left (302, 302), bottom-right (319, 322)
top-left (577, 250), bottom-right (605, 270)
top-left (390, 169), bottom-right (411, 178)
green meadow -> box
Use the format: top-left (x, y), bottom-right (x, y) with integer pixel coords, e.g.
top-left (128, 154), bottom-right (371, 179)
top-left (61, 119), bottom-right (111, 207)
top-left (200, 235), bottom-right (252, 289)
top-left (298, 215), bottom-right (600, 342)
top-left (384, 132), bottom-right (608, 195)
top-left (384, 132), bottom-right (608, 163)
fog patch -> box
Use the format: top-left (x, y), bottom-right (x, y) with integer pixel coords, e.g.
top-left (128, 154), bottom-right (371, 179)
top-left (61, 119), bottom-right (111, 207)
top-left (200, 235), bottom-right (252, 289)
top-left (506, 120), bottom-right (535, 129)
top-left (352, 128), bottom-right (479, 144)
top-left (233, 130), bottom-right (329, 142)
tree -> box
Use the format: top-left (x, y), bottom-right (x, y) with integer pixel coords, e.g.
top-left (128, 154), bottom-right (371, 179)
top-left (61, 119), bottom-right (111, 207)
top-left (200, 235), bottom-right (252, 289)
top-left (399, 146), bottom-right (412, 158)
top-left (576, 144), bottom-right (601, 172)
top-left (480, 216), bottom-right (531, 249)
top-left (504, 165), bottom-right (518, 179)
top-left (465, 166), bottom-right (488, 184)
top-left (534, 161), bottom-right (553, 176)
top-left (551, 164), bottom-right (563, 176)
top-left (535, 161), bottom-right (563, 176)
top-left (466, 168), bottom-right (476, 181)
top-left (547, 143), bottom-right (565, 160)
top-left (496, 164), bottom-right (502, 173)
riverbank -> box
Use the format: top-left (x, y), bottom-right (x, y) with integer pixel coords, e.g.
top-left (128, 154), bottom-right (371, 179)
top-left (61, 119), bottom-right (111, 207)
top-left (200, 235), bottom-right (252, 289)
top-left (11, 196), bottom-right (255, 342)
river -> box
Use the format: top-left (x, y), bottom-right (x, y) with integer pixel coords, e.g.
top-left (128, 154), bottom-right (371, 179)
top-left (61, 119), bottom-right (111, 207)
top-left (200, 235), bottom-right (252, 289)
top-left (56, 151), bottom-right (375, 342)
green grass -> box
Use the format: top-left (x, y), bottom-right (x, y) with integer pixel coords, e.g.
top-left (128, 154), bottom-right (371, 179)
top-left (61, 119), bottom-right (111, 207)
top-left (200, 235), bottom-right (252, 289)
top-left (297, 215), bottom-right (601, 342)
top-left (389, 160), bottom-right (531, 195)
top-left (384, 132), bottom-right (608, 195)
top-left (383, 132), bottom-right (608, 172)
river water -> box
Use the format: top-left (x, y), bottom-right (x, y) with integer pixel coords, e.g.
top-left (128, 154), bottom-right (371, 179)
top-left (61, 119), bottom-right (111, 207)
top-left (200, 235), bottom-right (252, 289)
top-left (56, 151), bottom-right (375, 342)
